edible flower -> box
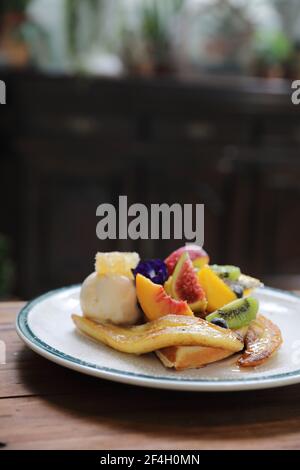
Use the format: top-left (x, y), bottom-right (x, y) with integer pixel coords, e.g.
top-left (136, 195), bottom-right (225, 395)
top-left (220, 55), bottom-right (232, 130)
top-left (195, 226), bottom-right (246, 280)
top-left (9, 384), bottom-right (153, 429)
top-left (132, 259), bottom-right (168, 285)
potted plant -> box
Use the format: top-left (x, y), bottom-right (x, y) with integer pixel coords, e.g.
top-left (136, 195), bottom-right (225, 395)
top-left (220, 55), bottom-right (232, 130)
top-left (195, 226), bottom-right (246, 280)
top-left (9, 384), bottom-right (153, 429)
top-left (121, 0), bottom-right (184, 77)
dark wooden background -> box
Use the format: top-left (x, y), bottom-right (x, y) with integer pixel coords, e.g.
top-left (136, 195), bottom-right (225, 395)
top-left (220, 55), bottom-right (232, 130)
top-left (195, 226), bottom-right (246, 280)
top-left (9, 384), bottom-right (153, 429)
top-left (1, 72), bottom-right (300, 298)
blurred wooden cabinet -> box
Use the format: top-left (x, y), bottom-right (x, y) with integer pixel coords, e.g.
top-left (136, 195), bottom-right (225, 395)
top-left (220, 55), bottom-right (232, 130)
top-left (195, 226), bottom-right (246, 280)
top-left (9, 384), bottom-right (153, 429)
top-left (252, 153), bottom-right (300, 277)
top-left (1, 73), bottom-right (299, 296)
top-left (16, 144), bottom-right (138, 296)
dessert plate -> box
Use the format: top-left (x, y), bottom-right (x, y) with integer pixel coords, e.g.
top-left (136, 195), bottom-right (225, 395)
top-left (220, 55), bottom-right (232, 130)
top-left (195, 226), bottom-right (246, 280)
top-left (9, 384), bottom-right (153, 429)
top-left (16, 285), bottom-right (300, 391)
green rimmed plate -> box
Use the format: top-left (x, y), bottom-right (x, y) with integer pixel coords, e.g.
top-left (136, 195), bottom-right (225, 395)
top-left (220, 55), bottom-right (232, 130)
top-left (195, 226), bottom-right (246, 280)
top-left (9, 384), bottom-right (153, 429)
top-left (16, 285), bottom-right (300, 391)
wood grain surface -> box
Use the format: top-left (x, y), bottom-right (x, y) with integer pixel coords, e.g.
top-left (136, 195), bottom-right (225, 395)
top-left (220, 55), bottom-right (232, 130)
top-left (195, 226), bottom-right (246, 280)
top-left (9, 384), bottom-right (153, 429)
top-left (1, 302), bottom-right (300, 450)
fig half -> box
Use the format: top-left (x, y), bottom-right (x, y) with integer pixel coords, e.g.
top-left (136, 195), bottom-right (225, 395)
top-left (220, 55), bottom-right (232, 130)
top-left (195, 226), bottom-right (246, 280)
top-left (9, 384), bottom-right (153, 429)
top-left (171, 252), bottom-right (207, 313)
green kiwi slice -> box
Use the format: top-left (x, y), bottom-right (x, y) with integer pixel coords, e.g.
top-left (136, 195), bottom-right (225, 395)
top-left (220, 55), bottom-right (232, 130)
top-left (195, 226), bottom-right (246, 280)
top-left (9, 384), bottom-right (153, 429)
top-left (206, 296), bottom-right (258, 330)
top-left (210, 264), bottom-right (241, 281)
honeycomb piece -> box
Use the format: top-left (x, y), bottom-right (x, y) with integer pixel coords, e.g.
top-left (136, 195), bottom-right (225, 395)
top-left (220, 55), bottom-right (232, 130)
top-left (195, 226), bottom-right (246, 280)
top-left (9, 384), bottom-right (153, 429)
top-left (95, 252), bottom-right (140, 279)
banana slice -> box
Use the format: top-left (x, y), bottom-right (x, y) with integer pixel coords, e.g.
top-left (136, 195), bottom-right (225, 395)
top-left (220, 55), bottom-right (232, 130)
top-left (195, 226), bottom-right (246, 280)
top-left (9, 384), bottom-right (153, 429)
top-left (238, 315), bottom-right (282, 367)
top-left (72, 314), bottom-right (244, 355)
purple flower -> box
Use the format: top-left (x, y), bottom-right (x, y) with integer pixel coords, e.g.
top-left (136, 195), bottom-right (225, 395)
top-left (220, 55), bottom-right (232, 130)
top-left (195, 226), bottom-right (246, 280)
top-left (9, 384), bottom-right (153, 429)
top-left (132, 259), bottom-right (168, 285)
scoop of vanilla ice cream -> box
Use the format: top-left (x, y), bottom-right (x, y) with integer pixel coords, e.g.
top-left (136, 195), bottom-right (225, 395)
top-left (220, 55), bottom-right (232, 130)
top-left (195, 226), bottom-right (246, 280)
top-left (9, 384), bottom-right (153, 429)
top-left (80, 272), bottom-right (140, 325)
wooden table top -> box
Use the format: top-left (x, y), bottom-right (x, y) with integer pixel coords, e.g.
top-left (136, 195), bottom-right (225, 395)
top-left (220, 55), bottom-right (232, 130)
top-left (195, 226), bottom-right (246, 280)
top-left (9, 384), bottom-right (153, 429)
top-left (1, 301), bottom-right (300, 450)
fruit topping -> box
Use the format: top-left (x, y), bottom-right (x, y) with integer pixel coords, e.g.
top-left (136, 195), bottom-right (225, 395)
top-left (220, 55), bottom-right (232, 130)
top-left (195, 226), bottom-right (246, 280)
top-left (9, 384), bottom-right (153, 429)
top-left (210, 318), bottom-right (229, 329)
top-left (164, 276), bottom-right (173, 295)
top-left (206, 296), bottom-right (258, 330)
top-left (226, 282), bottom-right (244, 298)
top-left (210, 264), bottom-right (241, 281)
top-left (171, 252), bottom-right (207, 312)
top-left (135, 273), bottom-right (193, 321)
top-left (237, 274), bottom-right (263, 290)
top-left (165, 245), bottom-right (209, 275)
top-left (197, 265), bottom-right (236, 312)
top-left (132, 259), bottom-right (168, 285)
top-left (95, 252), bottom-right (140, 279)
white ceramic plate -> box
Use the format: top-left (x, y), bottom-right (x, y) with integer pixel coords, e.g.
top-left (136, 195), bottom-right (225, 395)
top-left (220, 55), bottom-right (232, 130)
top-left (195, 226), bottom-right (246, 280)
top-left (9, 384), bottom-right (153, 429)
top-left (16, 285), bottom-right (300, 391)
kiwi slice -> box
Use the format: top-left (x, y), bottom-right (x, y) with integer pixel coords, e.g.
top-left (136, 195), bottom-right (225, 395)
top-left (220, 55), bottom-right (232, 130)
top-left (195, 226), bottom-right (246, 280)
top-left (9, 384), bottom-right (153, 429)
top-left (206, 296), bottom-right (258, 330)
top-left (210, 264), bottom-right (241, 282)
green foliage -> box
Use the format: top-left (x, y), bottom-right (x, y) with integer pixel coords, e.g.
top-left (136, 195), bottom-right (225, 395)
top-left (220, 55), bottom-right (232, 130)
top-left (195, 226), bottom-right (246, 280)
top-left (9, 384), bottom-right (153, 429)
top-left (254, 30), bottom-right (293, 65)
top-left (140, 2), bottom-right (168, 47)
top-left (139, 0), bottom-right (184, 51)
top-left (65, 0), bottom-right (103, 58)
top-left (65, 0), bottom-right (78, 58)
